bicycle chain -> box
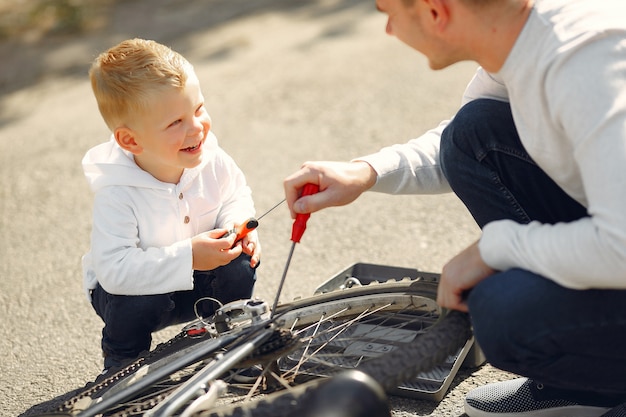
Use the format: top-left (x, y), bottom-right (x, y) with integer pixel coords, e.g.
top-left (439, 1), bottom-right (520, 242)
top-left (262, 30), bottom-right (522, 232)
top-left (55, 328), bottom-right (297, 415)
top-left (56, 330), bottom-right (188, 413)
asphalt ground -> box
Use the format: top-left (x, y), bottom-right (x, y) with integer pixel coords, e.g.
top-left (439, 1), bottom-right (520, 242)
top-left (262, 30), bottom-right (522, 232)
top-left (0, 1), bottom-right (514, 416)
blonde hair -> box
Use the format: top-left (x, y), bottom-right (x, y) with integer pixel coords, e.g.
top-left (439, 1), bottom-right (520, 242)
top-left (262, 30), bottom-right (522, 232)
top-left (89, 38), bottom-right (192, 130)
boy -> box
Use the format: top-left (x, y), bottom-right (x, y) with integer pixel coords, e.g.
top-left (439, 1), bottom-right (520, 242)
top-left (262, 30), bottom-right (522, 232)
top-left (82, 38), bottom-right (260, 372)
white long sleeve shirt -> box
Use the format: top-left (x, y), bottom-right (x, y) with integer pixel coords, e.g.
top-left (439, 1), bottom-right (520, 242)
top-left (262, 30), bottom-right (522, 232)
top-left (359, 0), bottom-right (626, 290)
top-left (82, 131), bottom-right (255, 298)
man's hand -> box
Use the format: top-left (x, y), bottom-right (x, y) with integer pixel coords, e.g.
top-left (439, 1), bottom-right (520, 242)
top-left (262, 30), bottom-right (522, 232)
top-left (438, 240), bottom-right (495, 312)
top-left (283, 161), bottom-right (377, 218)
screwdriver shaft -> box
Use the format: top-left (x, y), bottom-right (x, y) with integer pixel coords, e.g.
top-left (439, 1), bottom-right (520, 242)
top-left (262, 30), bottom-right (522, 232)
top-left (257, 198), bottom-right (286, 221)
top-left (270, 241), bottom-right (296, 318)
top-left (269, 184), bottom-right (319, 319)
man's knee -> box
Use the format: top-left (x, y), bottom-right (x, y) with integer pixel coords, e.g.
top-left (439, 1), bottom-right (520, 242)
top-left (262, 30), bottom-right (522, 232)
top-left (466, 269), bottom-right (543, 368)
top-left (440, 99), bottom-right (512, 176)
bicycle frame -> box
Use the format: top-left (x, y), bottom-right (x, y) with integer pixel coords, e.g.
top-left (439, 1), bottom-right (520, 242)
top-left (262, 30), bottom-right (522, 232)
top-left (146, 325), bottom-right (275, 417)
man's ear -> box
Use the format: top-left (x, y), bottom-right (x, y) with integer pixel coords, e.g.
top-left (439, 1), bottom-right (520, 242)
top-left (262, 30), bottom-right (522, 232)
top-left (424, 0), bottom-right (451, 32)
top-left (114, 126), bottom-right (143, 155)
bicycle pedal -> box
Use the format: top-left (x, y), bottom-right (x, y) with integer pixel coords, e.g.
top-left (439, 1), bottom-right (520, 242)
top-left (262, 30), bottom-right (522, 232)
top-left (214, 299), bottom-right (269, 333)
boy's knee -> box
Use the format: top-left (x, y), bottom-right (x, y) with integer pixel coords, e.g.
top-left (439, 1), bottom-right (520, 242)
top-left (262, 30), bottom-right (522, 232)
top-left (222, 254), bottom-right (256, 283)
top-left (226, 254), bottom-right (257, 294)
top-left (198, 254), bottom-right (256, 304)
top-left (94, 285), bottom-right (174, 320)
top-left (107, 293), bottom-right (175, 330)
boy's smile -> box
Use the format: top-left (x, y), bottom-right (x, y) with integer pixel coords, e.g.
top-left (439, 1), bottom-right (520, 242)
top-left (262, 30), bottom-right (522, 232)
top-left (181, 142), bottom-right (202, 153)
top-left (116, 68), bottom-right (211, 184)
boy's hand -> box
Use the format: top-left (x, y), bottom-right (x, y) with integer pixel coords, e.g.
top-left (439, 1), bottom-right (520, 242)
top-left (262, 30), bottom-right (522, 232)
top-left (240, 230), bottom-right (261, 268)
top-left (191, 229), bottom-right (242, 271)
top-left (222, 220), bottom-right (261, 268)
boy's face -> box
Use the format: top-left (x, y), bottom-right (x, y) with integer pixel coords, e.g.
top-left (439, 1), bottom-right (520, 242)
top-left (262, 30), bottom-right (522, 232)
top-left (120, 70), bottom-right (212, 184)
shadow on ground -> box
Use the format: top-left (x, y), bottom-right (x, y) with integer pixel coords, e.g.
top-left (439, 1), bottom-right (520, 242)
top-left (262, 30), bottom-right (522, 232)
top-left (0, 0), bottom-right (367, 96)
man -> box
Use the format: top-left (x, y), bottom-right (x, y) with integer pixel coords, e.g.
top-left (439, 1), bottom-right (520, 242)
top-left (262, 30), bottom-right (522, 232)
top-left (283, 0), bottom-right (626, 416)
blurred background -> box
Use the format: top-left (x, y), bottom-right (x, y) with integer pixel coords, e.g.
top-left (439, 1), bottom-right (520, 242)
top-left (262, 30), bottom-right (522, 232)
top-left (0, 1), bottom-right (513, 416)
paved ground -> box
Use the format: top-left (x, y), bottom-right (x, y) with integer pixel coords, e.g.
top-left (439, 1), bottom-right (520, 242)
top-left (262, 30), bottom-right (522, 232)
top-left (0, 1), bottom-right (515, 416)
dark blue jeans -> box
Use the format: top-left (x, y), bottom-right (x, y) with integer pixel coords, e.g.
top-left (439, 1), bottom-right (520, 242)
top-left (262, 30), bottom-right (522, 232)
top-left (440, 99), bottom-right (626, 395)
top-left (91, 253), bottom-right (256, 367)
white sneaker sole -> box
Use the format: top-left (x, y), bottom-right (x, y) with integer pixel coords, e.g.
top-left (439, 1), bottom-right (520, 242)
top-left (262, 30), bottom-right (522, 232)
top-left (465, 400), bottom-right (610, 417)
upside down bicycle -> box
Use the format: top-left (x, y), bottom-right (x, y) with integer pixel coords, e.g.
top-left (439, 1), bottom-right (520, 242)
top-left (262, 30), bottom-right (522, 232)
top-left (31, 271), bottom-right (472, 417)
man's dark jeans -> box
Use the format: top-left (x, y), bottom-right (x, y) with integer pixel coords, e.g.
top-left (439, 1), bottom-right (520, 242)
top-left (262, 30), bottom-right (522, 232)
top-left (91, 253), bottom-right (256, 368)
top-left (440, 98), bottom-right (626, 395)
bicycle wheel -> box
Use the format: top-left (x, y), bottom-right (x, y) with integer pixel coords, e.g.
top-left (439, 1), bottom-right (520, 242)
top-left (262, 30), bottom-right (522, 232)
top-left (188, 278), bottom-right (470, 417)
top-left (38, 278), bottom-right (469, 417)
top-left (202, 306), bottom-right (471, 417)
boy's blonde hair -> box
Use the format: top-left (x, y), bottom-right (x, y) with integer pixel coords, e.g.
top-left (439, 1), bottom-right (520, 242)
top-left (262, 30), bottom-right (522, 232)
top-left (90, 38), bottom-right (192, 130)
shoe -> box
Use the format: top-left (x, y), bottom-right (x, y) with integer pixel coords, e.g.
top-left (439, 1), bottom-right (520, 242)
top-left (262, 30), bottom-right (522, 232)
top-left (230, 365), bottom-right (264, 383)
top-left (101, 351), bottom-right (139, 374)
top-left (465, 378), bottom-right (613, 417)
top-left (600, 403), bottom-right (626, 417)
top-left (95, 367), bottom-right (115, 383)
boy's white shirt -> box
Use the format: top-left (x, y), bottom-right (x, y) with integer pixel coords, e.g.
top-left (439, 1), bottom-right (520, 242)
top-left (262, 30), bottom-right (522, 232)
top-left (359, 0), bottom-right (626, 290)
top-left (82, 131), bottom-right (255, 299)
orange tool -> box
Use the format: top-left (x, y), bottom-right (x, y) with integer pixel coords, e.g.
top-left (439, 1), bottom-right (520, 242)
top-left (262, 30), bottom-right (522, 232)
top-left (270, 183), bottom-right (319, 317)
top-left (222, 217), bottom-right (259, 247)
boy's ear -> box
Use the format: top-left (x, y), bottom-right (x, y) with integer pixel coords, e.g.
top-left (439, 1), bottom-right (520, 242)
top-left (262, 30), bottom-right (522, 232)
top-left (114, 126), bottom-right (143, 155)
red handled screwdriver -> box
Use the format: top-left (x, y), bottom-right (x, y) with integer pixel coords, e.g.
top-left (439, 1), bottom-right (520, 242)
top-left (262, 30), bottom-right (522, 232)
top-left (270, 183), bottom-right (320, 318)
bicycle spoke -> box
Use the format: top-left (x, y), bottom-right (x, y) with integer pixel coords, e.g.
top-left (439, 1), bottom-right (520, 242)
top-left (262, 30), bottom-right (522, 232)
top-left (278, 301), bottom-right (439, 382)
top-left (285, 305), bottom-right (383, 377)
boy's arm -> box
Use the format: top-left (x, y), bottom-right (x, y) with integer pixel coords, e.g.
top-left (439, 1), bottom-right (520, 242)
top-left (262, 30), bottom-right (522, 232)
top-left (88, 189), bottom-right (195, 296)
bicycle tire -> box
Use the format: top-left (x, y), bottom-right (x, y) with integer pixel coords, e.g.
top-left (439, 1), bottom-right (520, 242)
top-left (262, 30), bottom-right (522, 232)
top-left (200, 310), bottom-right (471, 417)
top-left (36, 278), bottom-right (468, 416)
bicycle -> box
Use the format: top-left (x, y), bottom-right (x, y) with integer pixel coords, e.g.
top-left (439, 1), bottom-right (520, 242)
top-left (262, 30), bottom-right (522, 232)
top-left (32, 272), bottom-right (472, 417)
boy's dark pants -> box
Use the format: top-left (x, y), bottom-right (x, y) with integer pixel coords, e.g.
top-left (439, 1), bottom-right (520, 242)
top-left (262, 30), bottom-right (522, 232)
top-left (91, 254), bottom-right (256, 369)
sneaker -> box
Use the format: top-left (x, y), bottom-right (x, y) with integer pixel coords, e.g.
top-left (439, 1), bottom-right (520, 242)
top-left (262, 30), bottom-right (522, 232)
top-left (103, 351), bottom-right (134, 368)
top-left (230, 365), bottom-right (264, 383)
top-left (465, 378), bottom-right (612, 417)
top-left (600, 403), bottom-right (626, 417)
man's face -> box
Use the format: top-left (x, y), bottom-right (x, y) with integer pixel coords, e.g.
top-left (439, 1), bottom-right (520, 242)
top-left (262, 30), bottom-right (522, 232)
top-left (377, 0), bottom-right (422, 45)
top-left (376, 0), bottom-right (459, 70)
top-left (128, 70), bottom-right (212, 184)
